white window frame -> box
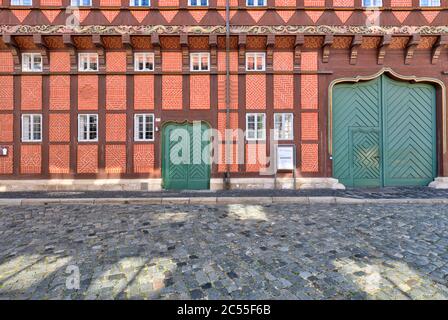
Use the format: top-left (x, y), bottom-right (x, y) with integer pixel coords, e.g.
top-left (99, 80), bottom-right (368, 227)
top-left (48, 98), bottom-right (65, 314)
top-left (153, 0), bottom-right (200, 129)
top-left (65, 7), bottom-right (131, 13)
top-left (274, 113), bottom-right (294, 141)
top-left (246, 0), bottom-right (266, 6)
top-left (129, 0), bottom-right (150, 6)
top-left (78, 114), bottom-right (98, 142)
top-left (420, 0), bottom-right (440, 6)
top-left (21, 114), bottom-right (42, 142)
top-left (134, 114), bottom-right (155, 142)
top-left (11, 0), bottom-right (32, 5)
top-left (246, 52), bottom-right (266, 72)
top-left (70, 0), bottom-right (92, 6)
top-left (246, 113), bottom-right (266, 141)
top-left (188, 0), bottom-right (209, 6)
top-left (362, 0), bottom-right (382, 7)
top-left (190, 52), bottom-right (210, 72)
top-left (78, 53), bottom-right (99, 72)
top-left (134, 52), bottom-right (154, 72)
top-left (21, 53), bottom-right (43, 72)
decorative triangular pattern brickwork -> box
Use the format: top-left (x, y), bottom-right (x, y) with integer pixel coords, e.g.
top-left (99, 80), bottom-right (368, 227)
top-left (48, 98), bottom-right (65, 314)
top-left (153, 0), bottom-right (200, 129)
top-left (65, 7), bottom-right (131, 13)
top-left (160, 10), bottom-right (178, 23)
top-left (276, 10), bottom-right (295, 24)
top-left (217, 10), bottom-right (238, 22)
top-left (74, 10), bottom-right (90, 23)
top-left (421, 11), bottom-right (439, 24)
top-left (247, 10), bottom-right (266, 23)
top-left (306, 11), bottom-right (324, 23)
top-left (131, 10), bottom-right (148, 23)
top-left (190, 10), bottom-right (207, 24)
top-left (102, 10), bottom-right (120, 23)
top-left (42, 10), bottom-right (61, 23)
top-left (335, 11), bottom-right (352, 24)
top-left (11, 10), bottom-right (31, 23)
top-left (393, 11), bottom-right (411, 24)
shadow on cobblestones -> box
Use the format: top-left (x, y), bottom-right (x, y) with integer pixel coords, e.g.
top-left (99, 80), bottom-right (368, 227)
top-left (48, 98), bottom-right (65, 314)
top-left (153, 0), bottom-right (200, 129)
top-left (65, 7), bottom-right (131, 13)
top-left (0, 203), bottom-right (447, 300)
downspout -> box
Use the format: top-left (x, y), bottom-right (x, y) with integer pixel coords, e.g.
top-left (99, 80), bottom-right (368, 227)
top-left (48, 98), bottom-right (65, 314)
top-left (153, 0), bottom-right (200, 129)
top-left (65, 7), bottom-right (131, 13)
top-left (224, 0), bottom-right (231, 190)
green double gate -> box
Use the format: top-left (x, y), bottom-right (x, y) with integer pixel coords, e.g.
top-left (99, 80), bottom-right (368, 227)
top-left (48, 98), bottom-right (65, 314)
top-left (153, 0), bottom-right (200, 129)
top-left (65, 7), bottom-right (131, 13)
top-left (332, 74), bottom-right (437, 188)
top-left (162, 122), bottom-right (211, 190)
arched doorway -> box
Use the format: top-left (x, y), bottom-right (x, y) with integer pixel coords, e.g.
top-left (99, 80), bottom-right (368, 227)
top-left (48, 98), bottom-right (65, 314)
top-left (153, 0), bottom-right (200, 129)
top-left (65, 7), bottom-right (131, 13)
top-left (332, 73), bottom-right (437, 188)
top-left (161, 121), bottom-right (211, 190)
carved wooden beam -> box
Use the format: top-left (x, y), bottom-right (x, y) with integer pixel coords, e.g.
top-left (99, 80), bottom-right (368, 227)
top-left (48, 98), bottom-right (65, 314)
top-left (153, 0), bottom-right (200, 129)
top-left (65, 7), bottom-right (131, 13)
top-left (180, 33), bottom-right (189, 73)
top-left (62, 34), bottom-right (77, 72)
top-left (377, 34), bottom-right (391, 65)
top-left (431, 35), bottom-right (448, 65)
top-left (238, 34), bottom-right (246, 73)
top-left (405, 34), bottom-right (420, 65)
top-left (92, 34), bottom-right (105, 71)
top-left (350, 35), bottom-right (362, 65)
top-left (209, 34), bottom-right (217, 73)
top-left (294, 34), bottom-right (304, 71)
top-left (2, 34), bottom-right (20, 72)
top-left (122, 34), bottom-right (134, 72)
top-left (33, 34), bottom-right (49, 72)
top-left (266, 34), bottom-right (275, 71)
top-left (151, 33), bottom-right (161, 72)
top-left (322, 34), bottom-right (333, 63)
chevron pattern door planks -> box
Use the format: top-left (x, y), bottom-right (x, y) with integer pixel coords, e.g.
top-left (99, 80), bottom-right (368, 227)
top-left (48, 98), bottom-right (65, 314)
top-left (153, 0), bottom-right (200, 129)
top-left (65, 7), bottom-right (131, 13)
top-left (332, 75), bottom-right (436, 187)
top-left (162, 122), bottom-right (211, 190)
top-left (382, 76), bottom-right (436, 186)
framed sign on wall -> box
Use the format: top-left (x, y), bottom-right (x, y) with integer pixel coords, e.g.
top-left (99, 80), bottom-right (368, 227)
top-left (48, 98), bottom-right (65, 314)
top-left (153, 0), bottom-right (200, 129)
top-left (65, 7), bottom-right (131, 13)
top-left (276, 145), bottom-right (295, 171)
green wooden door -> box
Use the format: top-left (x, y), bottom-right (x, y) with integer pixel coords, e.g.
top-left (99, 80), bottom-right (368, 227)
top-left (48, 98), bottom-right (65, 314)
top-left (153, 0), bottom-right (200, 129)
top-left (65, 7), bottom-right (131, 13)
top-left (382, 76), bottom-right (437, 186)
top-left (162, 122), bottom-right (211, 190)
top-left (333, 75), bottom-right (436, 187)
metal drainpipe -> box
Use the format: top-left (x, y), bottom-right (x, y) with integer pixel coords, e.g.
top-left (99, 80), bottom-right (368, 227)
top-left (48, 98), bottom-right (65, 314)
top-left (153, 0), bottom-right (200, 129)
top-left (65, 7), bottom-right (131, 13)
top-left (224, 0), bottom-right (231, 190)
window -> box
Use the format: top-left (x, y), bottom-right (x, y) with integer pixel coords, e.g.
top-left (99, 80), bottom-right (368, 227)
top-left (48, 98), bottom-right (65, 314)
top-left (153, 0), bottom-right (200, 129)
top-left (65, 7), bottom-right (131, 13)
top-left (362, 0), bottom-right (382, 6)
top-left (11, 0), bottom-right (32, 5)
top-left (130, 0), bottom-right (150, 6)
top-left (190, 53), bottom-right (210, 71)
top-left (134, 114), bottom-right (155, 141)
top-left (78, 53), bottom-right (98, 72)
top-left (246, 113), bottom-right (266, 141)
top-left (420, 0), bottom-right (440, 6)
top-left (78, 114), bottom-right (98, 142)
top-left (22, 53), bottom-right (42, 72)
top-left (21, 114), bottom-right (42, 142)
top-left (189, 0), bottom-right (208, 5)
top-left (134, 53), bottom-right (154, 71)
top-left (274, 113), bottom-right (293, 140)
top-left (246, 0), bottom-right (266, 6)
top-left (70, 0), bottom-right (92, 6)
top-left (246, 52), bottom-right (265, 71)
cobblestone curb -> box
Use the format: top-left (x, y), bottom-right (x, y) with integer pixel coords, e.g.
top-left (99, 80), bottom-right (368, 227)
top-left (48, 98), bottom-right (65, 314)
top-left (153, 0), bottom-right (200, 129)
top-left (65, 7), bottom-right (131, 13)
top-left (1, 197), bottom-right (448, 206)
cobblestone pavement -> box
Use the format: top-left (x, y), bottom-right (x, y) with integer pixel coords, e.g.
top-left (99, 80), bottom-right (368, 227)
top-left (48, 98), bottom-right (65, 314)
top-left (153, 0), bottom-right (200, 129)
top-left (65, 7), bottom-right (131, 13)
top-left (0, 203), bottom-right (447, 300)
top-left (1, 186), bottom-right (448, 199)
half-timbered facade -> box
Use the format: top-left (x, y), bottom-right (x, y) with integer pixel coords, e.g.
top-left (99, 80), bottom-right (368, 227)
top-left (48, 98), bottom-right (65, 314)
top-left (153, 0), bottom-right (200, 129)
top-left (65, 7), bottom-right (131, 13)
top-left (0, 1), bottom-right (447, 190)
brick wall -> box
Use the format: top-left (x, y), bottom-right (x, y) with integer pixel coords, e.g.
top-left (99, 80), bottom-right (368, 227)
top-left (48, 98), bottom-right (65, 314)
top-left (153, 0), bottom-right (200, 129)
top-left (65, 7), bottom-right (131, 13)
top-left (0, 43), bottom-right (325, 178)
